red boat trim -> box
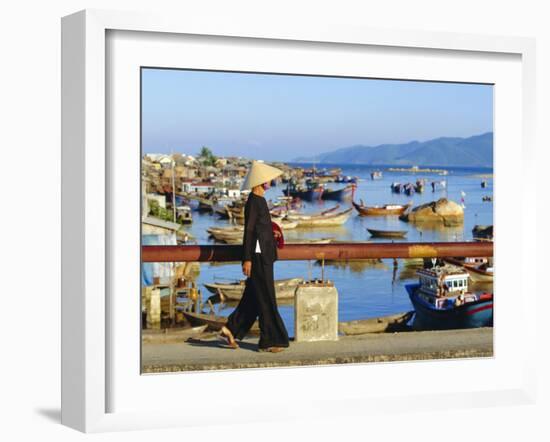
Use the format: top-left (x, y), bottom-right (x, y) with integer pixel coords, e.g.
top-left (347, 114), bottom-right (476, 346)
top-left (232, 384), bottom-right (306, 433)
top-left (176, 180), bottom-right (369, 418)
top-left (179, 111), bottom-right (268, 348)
top-left (466, 303), bottom-right (493, 315)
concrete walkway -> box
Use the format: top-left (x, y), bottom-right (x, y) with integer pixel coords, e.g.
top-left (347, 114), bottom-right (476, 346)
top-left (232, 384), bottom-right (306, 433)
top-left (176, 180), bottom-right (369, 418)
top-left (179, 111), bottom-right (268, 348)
top-left (142, 327), bottom-right (493, 373)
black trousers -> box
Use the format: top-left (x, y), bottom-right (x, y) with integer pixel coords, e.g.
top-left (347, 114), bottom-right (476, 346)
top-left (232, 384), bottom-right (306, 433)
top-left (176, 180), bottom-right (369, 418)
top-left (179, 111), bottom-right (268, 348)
top-left (225, 253), bottom-right (290, 349)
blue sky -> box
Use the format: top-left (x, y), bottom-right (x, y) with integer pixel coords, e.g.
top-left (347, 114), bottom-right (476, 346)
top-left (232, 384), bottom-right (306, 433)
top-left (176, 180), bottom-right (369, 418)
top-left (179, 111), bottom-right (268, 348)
top-left (141, 68), bottom-right (493, 161)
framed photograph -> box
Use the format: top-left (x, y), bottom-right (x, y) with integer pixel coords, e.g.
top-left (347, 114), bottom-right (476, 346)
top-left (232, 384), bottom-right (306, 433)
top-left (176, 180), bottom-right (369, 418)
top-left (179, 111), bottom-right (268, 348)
top-left (61, 9), bottom-right (537, 433)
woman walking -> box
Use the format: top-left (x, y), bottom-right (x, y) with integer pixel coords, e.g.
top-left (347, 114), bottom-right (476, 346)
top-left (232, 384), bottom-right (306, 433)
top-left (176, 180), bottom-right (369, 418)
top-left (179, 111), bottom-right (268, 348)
top-left (220, 161), bottom-right (290, 353)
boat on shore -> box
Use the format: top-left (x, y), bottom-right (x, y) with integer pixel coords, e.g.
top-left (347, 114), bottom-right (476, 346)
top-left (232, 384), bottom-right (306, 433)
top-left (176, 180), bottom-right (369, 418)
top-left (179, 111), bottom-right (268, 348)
top-left (338, 311), bottom-right (414, 335)
top-left (366, 228), bottom-right (408, 238)
top-left (203, 277), bottom-right (304, 301)
top-left (352, 200), bottom-right (411, 216)
top-left (181, 311), bottom-right (260, 334)
top-left (405, 264), bottom-right (493, 330)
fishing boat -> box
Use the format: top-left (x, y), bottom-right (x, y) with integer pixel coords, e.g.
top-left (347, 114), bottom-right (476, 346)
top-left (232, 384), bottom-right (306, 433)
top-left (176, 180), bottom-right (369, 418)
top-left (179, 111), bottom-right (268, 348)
top-left (404, 183), bottom-right (415, 196)
top-left (182, 311), bottom-right (260, 334)
top-left (430, 180), bottom-right (447, 192)
top-left (444, 257), bottom-right (494, 283)
top-left (284, 205), bottom-right (340, 220)
top-left (176, 205), bottom-right (193, 224)
top-left (415, 179), bottom-right (426, 193)
top-left (390, 182), bottom-right (403, 193)
top-left (366, 228), bottom-right (408, 238)
top-left (472, 224), bottom-right (493, 241)
top-left (443, 257), bottom-right (494, 283)
top-left (370, 170), bottom-right (383, 180)
top-left (271, 219), bottom-right (299, 230)
top-left (334, 174), bottom-right (358, 183)
top-left (352, 200), bottom-right (411, 216)
top-left (222, 236), bottom-right (334, 245)
top-left (321, 184), bottom-right (355, 201)
top-left (465, 264), bottom-right (494, 283)
top-left (287, 237), bottom-right (334, 244)
top-left (338, 311), bottom-right (414, 335)
top-left (405, 264), bottom-right (493, 330)
top-left (283, 181), bottom-right (324, 201)
top-left (203, 277), bottom-right (304, 301)
top-left (286, 208), bottom-right (353, 227)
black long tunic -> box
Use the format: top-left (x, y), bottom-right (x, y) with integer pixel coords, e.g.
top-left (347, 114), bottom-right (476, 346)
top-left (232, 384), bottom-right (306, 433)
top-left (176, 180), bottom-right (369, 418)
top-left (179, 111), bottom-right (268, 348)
top-left (225, 192), bottom-right (290, 349)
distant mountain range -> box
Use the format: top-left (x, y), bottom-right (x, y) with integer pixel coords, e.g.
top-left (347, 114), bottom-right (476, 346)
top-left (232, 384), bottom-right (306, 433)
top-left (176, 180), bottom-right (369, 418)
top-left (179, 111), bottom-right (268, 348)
top-left (293, 132), bottom-right (493, 168)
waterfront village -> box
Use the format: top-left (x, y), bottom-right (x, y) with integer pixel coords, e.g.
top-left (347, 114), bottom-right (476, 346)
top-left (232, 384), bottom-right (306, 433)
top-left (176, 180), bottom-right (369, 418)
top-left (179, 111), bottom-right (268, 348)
top-left (141, 147), bottom-right (494, 370)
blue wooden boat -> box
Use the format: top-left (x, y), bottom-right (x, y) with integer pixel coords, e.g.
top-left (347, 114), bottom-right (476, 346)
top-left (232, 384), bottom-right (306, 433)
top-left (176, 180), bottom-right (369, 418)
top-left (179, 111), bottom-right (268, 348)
top-left (321, 184), bottom-right (355, 201)
top-left (283, 181), bottom-right (324, 201)
top-left (405, 264), bottom-right (493, 330)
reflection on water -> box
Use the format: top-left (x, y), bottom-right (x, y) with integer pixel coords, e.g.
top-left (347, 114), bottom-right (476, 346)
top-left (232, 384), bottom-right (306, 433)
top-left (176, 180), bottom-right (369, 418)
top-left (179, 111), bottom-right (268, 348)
top-left (315, 259), bottom-right (388, 274)
top-left (162, 165), bottom-right (493, 335)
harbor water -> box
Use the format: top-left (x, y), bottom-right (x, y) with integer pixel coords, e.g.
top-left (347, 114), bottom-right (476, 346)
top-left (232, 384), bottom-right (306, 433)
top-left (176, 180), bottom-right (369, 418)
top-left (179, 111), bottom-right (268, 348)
top-left (174, 164), bottom-right (493, 337)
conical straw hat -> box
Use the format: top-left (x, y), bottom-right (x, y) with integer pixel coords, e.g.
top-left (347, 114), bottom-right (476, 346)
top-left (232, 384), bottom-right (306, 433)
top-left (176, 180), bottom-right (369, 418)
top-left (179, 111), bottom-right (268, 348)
top-left (241, 161), bottom-right (283, 190)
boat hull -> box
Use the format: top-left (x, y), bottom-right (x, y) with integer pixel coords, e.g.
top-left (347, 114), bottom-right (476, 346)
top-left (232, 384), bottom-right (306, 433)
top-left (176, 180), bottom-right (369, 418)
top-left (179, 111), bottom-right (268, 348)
top-left (204, 277), bottom-right (304, 300)
top-left (182, 311), bottom-right (260, 334)
top-left (338, 311), bottom-right (414, 335)
top-left (406, 284), bottom-right (493, 330)
top-left (466, 268), bottom-right (494, 283)
top-left (367, 228), bottom-right (407, 238)
top-left (283, 188), bottom-right (323, 201)
top-left (353, 201), bottom-right (409, 216)
top-left (321, 186), bottom-right (354, 201)
top-left (291, 208), bottom-right (353, 227)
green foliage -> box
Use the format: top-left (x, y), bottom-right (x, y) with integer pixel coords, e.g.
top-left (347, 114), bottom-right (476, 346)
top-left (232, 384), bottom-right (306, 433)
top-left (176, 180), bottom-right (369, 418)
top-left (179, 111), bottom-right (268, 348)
top-left (148, 199), bottom-right (177, 223)
top-left (197, 146), bottom-right (217, 166)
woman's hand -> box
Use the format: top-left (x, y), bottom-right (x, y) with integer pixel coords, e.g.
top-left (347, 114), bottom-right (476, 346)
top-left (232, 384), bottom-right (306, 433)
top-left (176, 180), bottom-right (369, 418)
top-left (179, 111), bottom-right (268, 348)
top-left (273, 230), bottom-right (282, 240)
top-left (242, 260), bottom-right (252, 277)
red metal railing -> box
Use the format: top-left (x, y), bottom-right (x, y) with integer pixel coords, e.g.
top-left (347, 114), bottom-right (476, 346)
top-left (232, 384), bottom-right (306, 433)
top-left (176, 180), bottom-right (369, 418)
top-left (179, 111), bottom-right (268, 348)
top-left (142, 242), bottom-right (493, 262)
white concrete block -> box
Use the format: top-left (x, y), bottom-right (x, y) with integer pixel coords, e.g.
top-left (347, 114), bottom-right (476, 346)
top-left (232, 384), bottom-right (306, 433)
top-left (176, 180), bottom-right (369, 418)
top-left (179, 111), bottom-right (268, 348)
top-left (294, 284), bottom-right (338, 342)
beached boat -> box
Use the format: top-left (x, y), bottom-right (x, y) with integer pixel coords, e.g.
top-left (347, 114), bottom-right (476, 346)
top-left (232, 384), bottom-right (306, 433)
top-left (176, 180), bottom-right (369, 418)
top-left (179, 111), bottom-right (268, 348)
top-left (405, 264), bottom-right (493, 330)
top-left (182, 311), bottom-right (260, 334)
top-left (338, 311), bottom-right (414, 335)
top-left (286, 208), bottom-right (353, 227)
top-left (366, 228), bottom-right (408, 238)
top-left (203, 277), bottom-right (304, 301)
top-left (352, 200), bottom-right (411, 216)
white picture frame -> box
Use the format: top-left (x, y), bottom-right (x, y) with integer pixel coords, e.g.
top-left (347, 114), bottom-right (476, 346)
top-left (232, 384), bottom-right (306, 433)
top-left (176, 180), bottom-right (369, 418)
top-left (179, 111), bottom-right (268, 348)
top-left (61, 9), bottom-right (537, 433)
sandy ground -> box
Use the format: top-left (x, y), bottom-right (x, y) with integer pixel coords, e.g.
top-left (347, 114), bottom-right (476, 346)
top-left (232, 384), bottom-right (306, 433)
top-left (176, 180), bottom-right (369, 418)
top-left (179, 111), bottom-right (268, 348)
top-left (141, 327), bottom-right (493, 373)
